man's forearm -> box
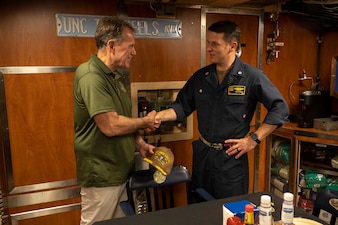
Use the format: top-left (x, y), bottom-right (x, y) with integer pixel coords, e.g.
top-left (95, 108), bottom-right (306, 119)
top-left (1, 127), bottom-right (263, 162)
top-left (253, 123), bottom-right (278, 141)
top-left (156, 108), bottom-right (177, 122)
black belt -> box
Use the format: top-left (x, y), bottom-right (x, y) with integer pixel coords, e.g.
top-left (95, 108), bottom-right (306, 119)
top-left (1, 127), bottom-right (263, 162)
top-left (200, 136), bottom-right (225, 150)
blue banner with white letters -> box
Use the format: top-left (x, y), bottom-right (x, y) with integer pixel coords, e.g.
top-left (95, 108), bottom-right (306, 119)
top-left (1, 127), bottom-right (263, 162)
top-left (55, 14), bottom-right (182, 39)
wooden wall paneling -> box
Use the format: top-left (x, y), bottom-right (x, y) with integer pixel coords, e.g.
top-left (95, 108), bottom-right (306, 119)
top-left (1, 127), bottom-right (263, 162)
top-left (10, 199), bottom-right (81, 225)
top-left (129, 7), bottom-right (202, 82)
top-left (0, 67), bottom-right (81, 224)
top-left (0, 0), bottom-right (117, 67)
top-left (0, 67), bottom-right (81, 225)
top-left (320, 31), bottom-right (338, 90)
top-left (263, 14), bottom-right (319, 115)
top-left (4, 73), bottom-right (76, 187)
top-left (16, 208), bottom-right (81, 225)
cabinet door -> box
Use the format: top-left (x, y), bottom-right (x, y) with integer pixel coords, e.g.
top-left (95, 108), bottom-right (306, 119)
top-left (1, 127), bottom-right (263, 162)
top-left (296, 136), bottom-right (338, 217)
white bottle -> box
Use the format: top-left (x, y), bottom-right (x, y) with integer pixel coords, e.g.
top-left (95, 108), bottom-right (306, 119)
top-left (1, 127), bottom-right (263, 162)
top-left (259, 195), bottom-right (272, 225)
top-left (281, 192), bottom-right (294, 225)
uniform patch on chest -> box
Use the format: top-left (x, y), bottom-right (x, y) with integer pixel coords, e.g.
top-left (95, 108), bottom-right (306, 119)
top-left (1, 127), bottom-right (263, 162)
top-left (228, 85), bottom-right (246, 95)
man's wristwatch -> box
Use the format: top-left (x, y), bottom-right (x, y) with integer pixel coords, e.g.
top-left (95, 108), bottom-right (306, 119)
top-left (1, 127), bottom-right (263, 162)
top-left (249, 132), bottom-right (261, 144)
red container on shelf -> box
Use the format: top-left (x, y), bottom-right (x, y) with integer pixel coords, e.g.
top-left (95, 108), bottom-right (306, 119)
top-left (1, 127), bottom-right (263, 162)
top-left (298, 195), bottom-right (314, 214)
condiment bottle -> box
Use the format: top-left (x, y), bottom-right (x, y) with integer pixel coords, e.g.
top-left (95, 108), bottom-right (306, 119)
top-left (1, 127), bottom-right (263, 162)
top-left (259, 195), bottom-right (273, 225)
top-left (281, 192), bottom-right (294, 225)
top-left (244, 204), bottom-right (254, 225)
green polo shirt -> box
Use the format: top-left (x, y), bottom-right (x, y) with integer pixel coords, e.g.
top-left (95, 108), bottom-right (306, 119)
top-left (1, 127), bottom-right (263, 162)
top-left (74, 54), bottom-right (135, 187)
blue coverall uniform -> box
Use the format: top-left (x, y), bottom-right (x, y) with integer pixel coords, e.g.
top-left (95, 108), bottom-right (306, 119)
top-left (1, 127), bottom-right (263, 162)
top-left (171, 57), bottom-right (289, 199)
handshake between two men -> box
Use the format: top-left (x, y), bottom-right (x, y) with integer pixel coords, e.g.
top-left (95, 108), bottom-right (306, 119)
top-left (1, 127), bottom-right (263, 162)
top-left (142, 108), bottom-right (177, 133)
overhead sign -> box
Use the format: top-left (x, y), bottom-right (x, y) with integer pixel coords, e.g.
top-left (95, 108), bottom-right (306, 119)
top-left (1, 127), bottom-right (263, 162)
top-left (55, 14), bottom-right (182, 39)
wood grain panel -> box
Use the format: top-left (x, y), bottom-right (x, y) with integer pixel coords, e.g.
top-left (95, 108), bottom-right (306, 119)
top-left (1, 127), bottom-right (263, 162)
top-left (9, 196), bottom-right (80, 214)
top-left (262, 14), bottom-right (318, 115)
top-left (0, 0), bottom-right (116, 66)
top-left (129, 7), bottom-right (201, 83)
top-left (262, 14), bottom-right (338, 116)
top-left (18, 209), bottom-right (80, 225)
top-left (4, 73), bottom-right (75, 186)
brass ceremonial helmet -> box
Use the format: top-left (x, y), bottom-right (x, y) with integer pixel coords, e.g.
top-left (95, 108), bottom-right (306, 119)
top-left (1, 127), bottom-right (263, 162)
top-left (143, 146), bottom-right (174, 176)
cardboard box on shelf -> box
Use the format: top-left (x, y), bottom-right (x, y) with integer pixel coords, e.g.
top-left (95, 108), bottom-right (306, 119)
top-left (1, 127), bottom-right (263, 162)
top-left (313, 118), bottom-right (338, 131)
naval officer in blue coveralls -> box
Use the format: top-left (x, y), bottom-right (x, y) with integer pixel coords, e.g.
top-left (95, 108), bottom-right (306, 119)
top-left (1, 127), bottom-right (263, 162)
top-left (154, 20), bottom-right (289, 199)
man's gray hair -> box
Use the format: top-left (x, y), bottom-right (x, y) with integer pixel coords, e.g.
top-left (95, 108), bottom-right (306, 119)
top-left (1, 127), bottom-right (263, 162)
top-left (95, 16), bottom-right (134, 49)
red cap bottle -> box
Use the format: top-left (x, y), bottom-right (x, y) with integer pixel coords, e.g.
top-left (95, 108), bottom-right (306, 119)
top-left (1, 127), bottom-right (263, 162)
top-left (244, 204), bottom-right (254, 225)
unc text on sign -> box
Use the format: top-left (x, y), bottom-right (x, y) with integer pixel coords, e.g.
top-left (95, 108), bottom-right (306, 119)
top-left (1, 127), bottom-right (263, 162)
top-left (55, 14), bottom-right (182, 39)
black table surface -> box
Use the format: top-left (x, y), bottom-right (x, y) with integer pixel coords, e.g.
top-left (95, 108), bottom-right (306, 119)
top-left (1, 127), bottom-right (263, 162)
top-left (94, 192), bottom-right (328, 225)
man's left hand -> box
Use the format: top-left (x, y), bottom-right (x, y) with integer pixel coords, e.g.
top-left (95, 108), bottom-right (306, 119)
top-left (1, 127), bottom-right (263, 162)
top-left (224, 136), bottom-right (257, 159)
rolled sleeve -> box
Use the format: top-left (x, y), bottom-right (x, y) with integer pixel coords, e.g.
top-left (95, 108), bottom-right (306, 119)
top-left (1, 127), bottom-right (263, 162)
top-left (170, 103), bottom-right (186, 122)
top-left (262, 96), bottom-right (289, 127)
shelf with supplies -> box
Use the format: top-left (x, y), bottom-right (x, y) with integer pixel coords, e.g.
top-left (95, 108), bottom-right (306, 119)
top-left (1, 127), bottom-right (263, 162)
top-left (130, 81), bottom-right (193, 144)
top-left (266, 122), bottom-right (338, 216)
top-left (266, 127), bottom-right (295, 200)
top-left (295, 135), bottom-right (338, 216)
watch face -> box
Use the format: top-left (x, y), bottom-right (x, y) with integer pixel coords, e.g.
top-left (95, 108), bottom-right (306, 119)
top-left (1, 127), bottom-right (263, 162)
top-left (250, 132), bottom-right (261, 144)
top-left (251, 132), bottom-right (258, 139)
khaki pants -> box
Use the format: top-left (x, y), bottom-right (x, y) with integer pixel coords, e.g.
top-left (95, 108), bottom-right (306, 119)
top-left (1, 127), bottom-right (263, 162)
top-left (80, 184), bottom-right (127, 225)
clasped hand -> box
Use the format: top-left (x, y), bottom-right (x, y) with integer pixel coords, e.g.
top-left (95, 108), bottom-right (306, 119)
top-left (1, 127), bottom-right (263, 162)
top-left (143, 110), bottom-right (162, 133)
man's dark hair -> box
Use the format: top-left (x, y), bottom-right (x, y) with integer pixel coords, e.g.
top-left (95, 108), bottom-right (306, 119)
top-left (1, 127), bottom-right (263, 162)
top-left (95, 16), bottom-right (134, 49)
top-left (208, 20), bottom-right (241, 44)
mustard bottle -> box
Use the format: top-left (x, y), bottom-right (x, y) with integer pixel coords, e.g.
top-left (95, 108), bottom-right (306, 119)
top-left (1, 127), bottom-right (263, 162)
top-left (244, 204), bottom-right (255, 225)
